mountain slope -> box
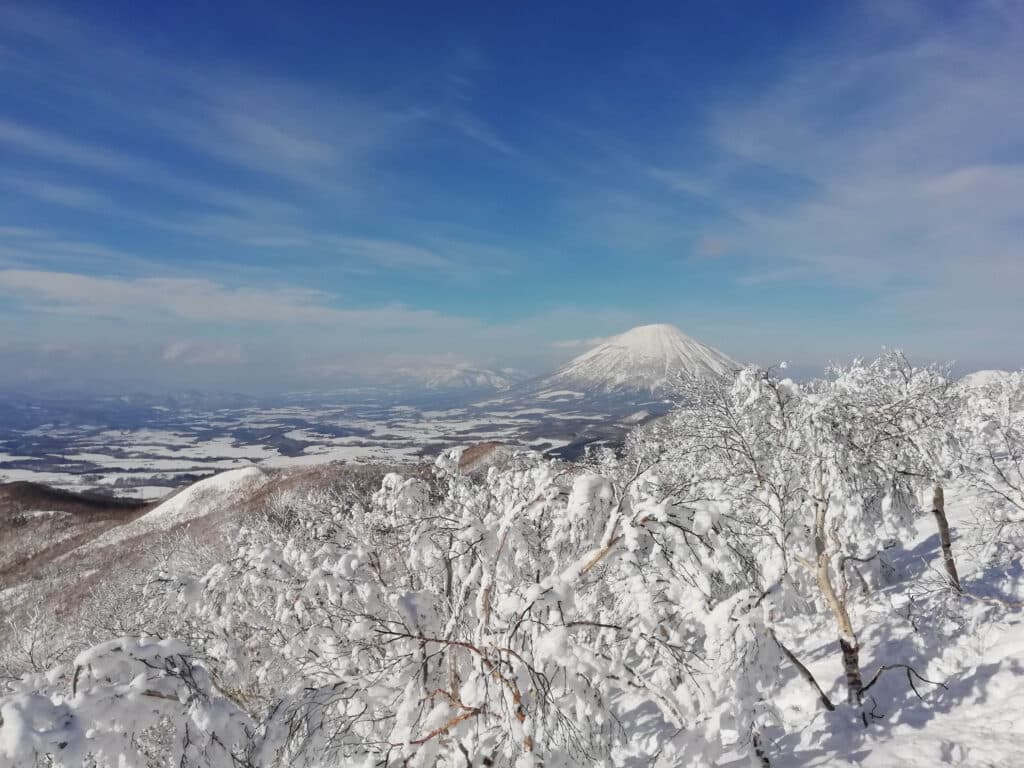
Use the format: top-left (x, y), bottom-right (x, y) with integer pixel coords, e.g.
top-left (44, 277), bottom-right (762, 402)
top-left (533, 324), bottom-right (737, 397)
top-left (0, 482), bottom-right (154, 582)
top-left (418, 365), bottom-right (525, 392)
top-left (959, 369), bottom-right (1011, 389)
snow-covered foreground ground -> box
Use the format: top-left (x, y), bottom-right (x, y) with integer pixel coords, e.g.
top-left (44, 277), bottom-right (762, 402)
top-left (605, 485), bottom-right (1024, 767)
top-left (762, 485), bottom-right (1024, 767)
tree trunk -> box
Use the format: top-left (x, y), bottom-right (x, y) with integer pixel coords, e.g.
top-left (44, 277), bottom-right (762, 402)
top-left (770, 629), bottom-right (835, 711)
top-left (931, 482), bottom-right (961, 592)
top-left (814, 466), bottom-right (865, 707)
top-left (752, 731), bottom-right (771, 767)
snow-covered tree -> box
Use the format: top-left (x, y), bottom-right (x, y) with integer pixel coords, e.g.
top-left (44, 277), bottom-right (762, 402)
top-left (656, 353), bottom-right (956, 714)
top-left (957, 370), bottom-right (1024, 567)
top-left (2, 351), bottom-right (1007, 767)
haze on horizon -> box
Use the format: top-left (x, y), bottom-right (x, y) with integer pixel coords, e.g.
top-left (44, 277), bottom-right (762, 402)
top-left (1, 1), bottom-right (1022, 394)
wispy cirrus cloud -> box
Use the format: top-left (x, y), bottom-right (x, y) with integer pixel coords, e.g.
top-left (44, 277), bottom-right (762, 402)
top-left (0, 227), bottom-right (162, 273)
top-left (2, 1), bottom-right (1023, 389)
top-left (0, 118), bottom-right (140, 174)
top-left (632, 3), bottom-right (1024, 362)
top-left (0, 224), bottom-right (511, 293)
top-left (0, 268), bottom-right (474, 331)
top-left (323, 237), bottom-right (456, 272)
top-left (2, 176), bottom-right (112, 210)
top-left (151, 74), bottom-right (424, 194)
top-left (702, 4), bottom-right (1024, 284)
top-left (0, 3), bottom-right (518, 282)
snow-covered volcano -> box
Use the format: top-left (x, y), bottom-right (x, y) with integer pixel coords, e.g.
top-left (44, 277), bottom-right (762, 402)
top-left (535, 324), bottom-right (737, 397)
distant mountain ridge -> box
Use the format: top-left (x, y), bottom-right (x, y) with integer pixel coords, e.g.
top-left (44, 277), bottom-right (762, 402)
top-left (529, 324), bottom-right (737, 397)
top-left (413, 365), bottom-right (527, 392)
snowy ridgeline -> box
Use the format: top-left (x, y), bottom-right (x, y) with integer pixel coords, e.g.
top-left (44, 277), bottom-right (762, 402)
top-left (2, 354), bottom-right (1024, 767)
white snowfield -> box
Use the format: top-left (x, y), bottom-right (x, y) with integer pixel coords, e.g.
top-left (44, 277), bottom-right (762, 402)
top-left (535, 389), bottom-right (584, 399)
top-left (418, 365), bottom-right (519, 391)
top-left (958, 369), bottom-right (1011, 389)
top-left (80, 466), bottom-right (270, 552)
top-left (538, 323), bottom-right (737, 395)
top-left (769, 483), bottom-right (1024, 767)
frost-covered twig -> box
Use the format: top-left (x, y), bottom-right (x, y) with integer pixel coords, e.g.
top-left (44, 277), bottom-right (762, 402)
top-left (861, 663), bottom-right (948, 701)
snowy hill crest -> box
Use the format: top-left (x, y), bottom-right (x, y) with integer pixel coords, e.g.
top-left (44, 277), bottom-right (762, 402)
top-left (536, 323), bottom-right (737, 396)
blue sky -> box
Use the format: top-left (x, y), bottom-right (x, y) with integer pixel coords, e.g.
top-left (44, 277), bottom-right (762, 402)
top-left (1, 1), bottom-right (1022, 392)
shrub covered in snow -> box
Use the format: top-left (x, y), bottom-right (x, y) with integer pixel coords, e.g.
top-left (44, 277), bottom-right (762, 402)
top-left (2, 353), bottom-right (1024, 767)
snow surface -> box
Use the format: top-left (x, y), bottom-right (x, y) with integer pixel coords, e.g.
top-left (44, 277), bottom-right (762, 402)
top-left (622, 409), bottom-right (652, 424)
top-left (7, 359), bottom-right (1024, 766)
top-left (536, 389), bottom-right (585, 399)
top-left (1, 396), bottom-right (631, 496)
top-left (536, 323), bottom-right (737, 395)
top-left (79, 466), bottom-right (270, 552)
top-left (759, 482), bottom-right (1024, 767)
top-left (418, 365), bottom-right (520, 391)
top-left (6, 447), bottom-right (1024, 765)
top-left (959, 369), bottom-right (1012, 389)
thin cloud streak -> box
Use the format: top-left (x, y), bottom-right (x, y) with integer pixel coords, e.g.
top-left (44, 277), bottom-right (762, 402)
top-left (0, 6), bottom-right (520, 282)
top-left (1, 2), bottom-right (1022, 389)
top-left (0, 268), bottom-right (473, 330)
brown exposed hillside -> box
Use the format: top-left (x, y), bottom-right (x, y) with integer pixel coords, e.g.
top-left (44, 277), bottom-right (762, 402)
top-left (0, 461), bottom-right (433, 644)
top-left (0, 481), bottom-right (155, 518)
top-left (0, 482), bottom-right (157, 584)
